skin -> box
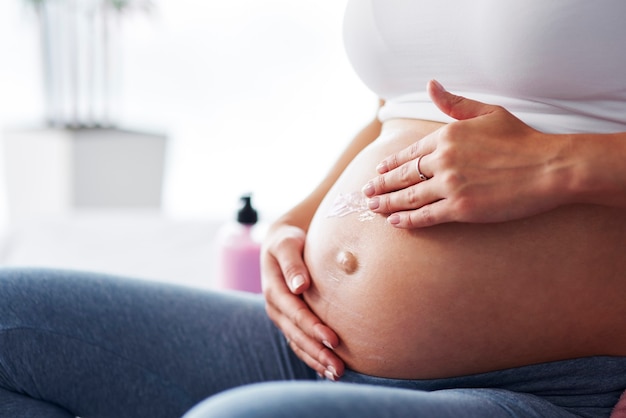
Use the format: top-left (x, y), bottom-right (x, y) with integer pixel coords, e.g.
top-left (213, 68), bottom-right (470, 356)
top-left (364, 80), bottom-right (626, 226)
top-left (261, 80), bottom-right (626, 380)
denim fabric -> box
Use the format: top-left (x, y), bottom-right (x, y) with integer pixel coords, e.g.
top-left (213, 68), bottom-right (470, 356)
top-left (186, 357), bottom-right (626, 418)
top-left (0, 268), bottom-right (624, 418)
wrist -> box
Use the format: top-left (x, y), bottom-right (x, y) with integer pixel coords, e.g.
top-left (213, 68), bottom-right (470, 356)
top-left (551, 132), bottom-right (625, 208)
top-left (544, 133), bottom-right (583, 206)
top-left (531, 132), bottom-right (575, 209)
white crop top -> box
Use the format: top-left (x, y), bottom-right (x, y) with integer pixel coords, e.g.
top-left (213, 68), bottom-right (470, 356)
top-left (343, 0), bottom-right (626, 133)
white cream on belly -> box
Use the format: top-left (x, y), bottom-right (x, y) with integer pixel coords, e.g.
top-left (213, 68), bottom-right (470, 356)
top-left (322, 190), bottom-right (368, 279)
top-left (326, 191), bottom-right (376, 222)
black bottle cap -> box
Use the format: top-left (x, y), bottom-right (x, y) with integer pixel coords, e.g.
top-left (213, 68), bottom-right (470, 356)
top-left (237, 194), bottom-right (258, 225)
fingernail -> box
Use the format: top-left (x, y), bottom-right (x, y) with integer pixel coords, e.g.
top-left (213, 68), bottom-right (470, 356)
top-left (361, 182), bottom-right (375, 197)
top-left (431, 79), bottom-right (445, 91)
top-left (291, 275), bottom-right (305, 292)
top-left (323, 340), bottom-right (334, 350)
top-left (324, 366), bottom-right (339, 381)
top-left (376, 162), bottom-right (388, 173)
top-left (387, 214), bottom-right (400, 225)
top-left (367, 197), bottom-right (380, 210)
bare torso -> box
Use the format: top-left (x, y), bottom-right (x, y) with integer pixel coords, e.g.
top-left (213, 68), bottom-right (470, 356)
top-left (303, 119), bottom-right (626, 379)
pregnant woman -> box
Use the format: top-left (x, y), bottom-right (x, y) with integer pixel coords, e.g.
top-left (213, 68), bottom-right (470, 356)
top-left (2, 1), bottom-right (626, 418)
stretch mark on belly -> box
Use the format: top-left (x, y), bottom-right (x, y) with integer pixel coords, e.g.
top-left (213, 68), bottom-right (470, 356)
top-left (326, 191), bottom-right (375, 222)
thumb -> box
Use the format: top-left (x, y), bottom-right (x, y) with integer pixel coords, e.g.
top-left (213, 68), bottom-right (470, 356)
top-left (428, 79), bottom-right (497, 121)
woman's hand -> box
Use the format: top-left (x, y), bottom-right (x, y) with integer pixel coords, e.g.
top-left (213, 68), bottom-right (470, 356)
top-left (363, 80), bottom-right (567, 228)
top-left (261, 222), bottom-right (344, 380)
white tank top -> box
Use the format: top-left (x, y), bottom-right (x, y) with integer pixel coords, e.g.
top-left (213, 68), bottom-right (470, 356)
top-left (343, 0), bottom-right (626, 133)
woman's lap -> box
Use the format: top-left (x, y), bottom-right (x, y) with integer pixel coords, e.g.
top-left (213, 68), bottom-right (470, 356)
top-left (0, 267), bottom-right (624, 418)
top-left (186, 356), bottom-right (626, 418)
top-left (0, 268), bottom-right (312, 417)
top-left (184, 381), bottom-right (576, 418)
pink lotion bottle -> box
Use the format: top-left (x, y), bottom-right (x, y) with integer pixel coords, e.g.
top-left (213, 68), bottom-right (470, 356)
top-left (218, 194), bottom-right (263, 293)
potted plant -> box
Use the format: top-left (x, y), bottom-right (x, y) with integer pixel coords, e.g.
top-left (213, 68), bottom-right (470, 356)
top-left (25, 0), bottom-right (152, 128)
top-left (3, 0), bottom-right (166, 221)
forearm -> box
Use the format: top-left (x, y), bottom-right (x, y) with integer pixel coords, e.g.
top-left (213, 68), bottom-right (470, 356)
top-left (552, 131), bottom-right (626, 209)
top-left (276, 111), bottom-right (382, 231)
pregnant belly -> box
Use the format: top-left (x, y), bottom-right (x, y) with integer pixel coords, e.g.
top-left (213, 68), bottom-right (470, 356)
top-left (303, 120), bottom-right (626, 379)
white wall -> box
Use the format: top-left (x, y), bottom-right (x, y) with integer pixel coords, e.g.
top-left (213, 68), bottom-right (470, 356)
top-left (0, 0), bottom-right (377, 224)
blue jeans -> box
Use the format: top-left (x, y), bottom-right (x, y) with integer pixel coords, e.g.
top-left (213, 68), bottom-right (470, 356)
top-left (0, 268), bottom-right (624, 418)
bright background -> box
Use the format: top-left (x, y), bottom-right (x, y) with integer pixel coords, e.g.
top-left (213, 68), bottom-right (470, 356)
top-left (0, 0), bottom-right (377, 226)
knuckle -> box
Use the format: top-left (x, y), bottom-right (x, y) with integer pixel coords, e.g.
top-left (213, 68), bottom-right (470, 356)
top-left (263, 285), bottom-right (289, 310)
top-left (281, 264), bottom-right (302, 282)
top-left (438, 146), bottom-right (459, 168)
top-left (289, 340), bottom-right (304, 358)
top-left (289, 331), bottom-right (304, 350)
top-left (262, 282), bottom-right (276, 302)
top-left (389, 154), bottom-right (399, 170)
top-left (264, 303), bottom-right (277, 322)
top-left (453, 196), bottom-right (475, 219)
top-left (451, 95), bottom-right (467, 109)
top-left (377, 195), bottom-right (392, 212)
top-left (275, 234), bottom-right (300, 252)
top-left (317, 346), bottom-right (332, 365)
top-left (374, 173), bottom-right (387, 191)
top-left (405, 186), bottom-right (420, 206)
top-left (404, 213), bottom-right (417, 228)
top-left (261, 277), bottom-right (271, 296)
top-left (440, 123), bottom-right (461, 144)
top-left (438, 123), bottom-right (454, 140)
top-left (408, 142), bottom-right (421, 159)
top-left (399, 162), bottom-right (412, 183)
top-left (291, 305), bottom-right (310, 328)
top-left (420, 206), bottom-right (437, 226)
top-left (441, 171), bottom-right (465, 191)
top-left (272, 239), bottom-right (288, 255)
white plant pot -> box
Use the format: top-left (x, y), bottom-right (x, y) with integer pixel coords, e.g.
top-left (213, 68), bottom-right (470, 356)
top-left (2, 126), bottom-right (167, 222)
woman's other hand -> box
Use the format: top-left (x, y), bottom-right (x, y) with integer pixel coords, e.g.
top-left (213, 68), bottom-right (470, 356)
top-left (363, 80), bottom-right (567, 228)
top-left (261, 222), bottom-right (344, 380)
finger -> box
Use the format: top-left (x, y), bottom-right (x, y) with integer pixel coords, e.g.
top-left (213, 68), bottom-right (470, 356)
top-left (288, 339), bottom-right (343, 381)
top-left (270, 228), bottom-right (311, 294)
top-left (375, 132), bottom-right (436, 174)
top-left (368, 177), bottom-right (440, 215)
top-left (263, 275), bottom-right (340, 349)
top-left (364, 150), bottom-right (435, 200)
top-left (266, 302), bottom-right (343, 379)
top-left (288, 297), bottom-right (340, 349)
top-left (387, 199), bottom-right (455, 228)
top-left (285, 322), bottom-right (344, 380)
top-left (267, 303), bottom-right (326, 374)
top-left (428, 79), bottom-right (498, 121)
top-left (261, 252), bottom-right (305, 296)
top-left (363, 158), bottom-right (420, 198)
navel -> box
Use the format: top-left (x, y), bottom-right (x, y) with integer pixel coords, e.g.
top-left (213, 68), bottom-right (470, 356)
top-left (336, 250), bottom-right (358, 275)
